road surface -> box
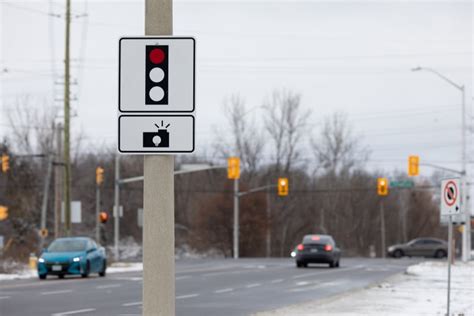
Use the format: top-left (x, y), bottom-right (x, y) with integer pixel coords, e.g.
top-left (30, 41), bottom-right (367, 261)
top-left (0, 258), bottom-right (420, 316)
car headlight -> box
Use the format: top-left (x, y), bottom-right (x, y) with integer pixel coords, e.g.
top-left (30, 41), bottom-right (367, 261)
top-left (38, 258), bottom-right (45, 263)
top-left (73, 257), bottom-right (81, 262)
top-left (388, 246), bottom-right (394, 252)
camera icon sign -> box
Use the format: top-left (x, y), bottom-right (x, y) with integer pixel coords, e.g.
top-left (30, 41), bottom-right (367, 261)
top-left (143, 121), bottom-right (170, 148)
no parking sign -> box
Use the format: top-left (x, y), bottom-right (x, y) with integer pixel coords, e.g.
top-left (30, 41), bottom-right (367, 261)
top-left (441, 178), bottom-right (461, 216)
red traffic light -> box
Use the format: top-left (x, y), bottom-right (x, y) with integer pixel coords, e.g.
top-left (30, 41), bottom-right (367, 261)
top-left (149, 48), bottom-right (165, 64)
top-left (99, 212), bottom-right (109, 224)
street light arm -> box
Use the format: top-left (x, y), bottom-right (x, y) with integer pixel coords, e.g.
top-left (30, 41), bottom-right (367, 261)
top-left (412, 66), bottom-right (463, 91)
top-left (238, 184), bottom-right (277, 197)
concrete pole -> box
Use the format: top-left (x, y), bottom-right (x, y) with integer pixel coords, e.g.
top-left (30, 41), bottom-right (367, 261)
top-left (114, 154), bottom-right (120, 260)
top-left (380, 199), bottom-right (386, 258)
top-left (460, 86), bottom-right (471, 262)
top-left (233, 178), bottom-right (239, 259)
top-left (54, 123), bottom-right (63, 239)
top-left (143, 1), bottom-right (175, 315)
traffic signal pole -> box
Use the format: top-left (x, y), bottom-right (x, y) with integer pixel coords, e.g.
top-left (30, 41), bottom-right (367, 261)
top-left (380, 199), bottom-right (386, 258)
top-left (114, 154), bottom-right (120, 260)
top-left (144, 0), bottom-right (175, 315)
top-left (233, 178), bottom-right (239, 259)
top-left (95, 181), bottom-right (101, 243)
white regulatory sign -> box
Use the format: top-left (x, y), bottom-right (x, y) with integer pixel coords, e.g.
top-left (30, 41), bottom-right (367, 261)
top-left (440, 178), bottom-right (461, 216)
top-left (118, 37), bottom-right (195, 154)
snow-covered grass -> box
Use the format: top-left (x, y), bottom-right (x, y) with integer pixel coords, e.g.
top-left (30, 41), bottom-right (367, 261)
top-left (255, 261), bottom-right (474, 316)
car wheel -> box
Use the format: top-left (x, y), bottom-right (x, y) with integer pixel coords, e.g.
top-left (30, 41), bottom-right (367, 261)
top-left (296, 261), bottom-right (303, 268)
top-left (393, 250), bottom-right (404, 258)
top-left (335, 260), bottom-right (340, 268)
top-left (329, 261), bottom-right (336, 268)
top-left (302, 263), bottom-right (308, 268)
top-left (434, 250), bottom-right (447, 258)
top-left (81, 261), bottom-right (90, 278)
top-left (58, 274), bottom-right (65, 279)
top-left (99, 259), bottom-right (107, 277)
top-left (39, 274), bottom-right (47, 280)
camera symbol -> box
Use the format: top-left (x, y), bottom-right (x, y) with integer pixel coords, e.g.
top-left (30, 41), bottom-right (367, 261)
top-left (143, 121), bottom-right (170, 148)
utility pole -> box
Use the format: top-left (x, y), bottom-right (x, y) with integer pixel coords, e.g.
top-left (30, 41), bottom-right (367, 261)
top-left (460, 86), bottom-right (471, 262)
top-left (63, 0), bottom-right (72, 236)
top-left (54, 123), bottom-right (63, 238)
top-left (95, 167), bottom-right (103, 243)
top-left (114, 154), bottom-right (120, 260)
top-left (143, 1), bottom-right (175, 314)
top-left (233, 177), bottom-right (239, 259)
top-left (380, 199), bottom-right (386, 258)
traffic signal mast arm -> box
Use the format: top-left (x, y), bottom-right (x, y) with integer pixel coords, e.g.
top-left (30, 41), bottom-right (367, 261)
top-left (420, 162), bottom-right (464, 175)
top-left (237, 184), bottom-right (277, 198)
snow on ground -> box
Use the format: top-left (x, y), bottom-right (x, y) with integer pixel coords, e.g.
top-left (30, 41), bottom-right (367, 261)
top-left (255, 261), bottom-right (474, 316)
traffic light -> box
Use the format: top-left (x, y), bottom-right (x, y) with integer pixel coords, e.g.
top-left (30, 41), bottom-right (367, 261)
top-left (278, 178), bottom-right (289, 196)
top-left (377, 178), bottom-right (389, 196)
top-left (0, 205), bottom-right (8, 221)
top-left (408, 155), bottom-right (419, 176)
top-left (99, 212), bottom-right (109, 224)
top-left (146, 45), bottom-right (168, 105)
top-left (2, 154), bottom-right (9, 173)
top-left (227, 157), bottom-right (240, 180)
top-left (96, 167), bottom-right (104, 185)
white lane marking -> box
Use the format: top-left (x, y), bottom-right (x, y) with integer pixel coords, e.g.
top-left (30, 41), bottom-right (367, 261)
top-left (246, 283), bottom-right (261, 288)
top-left (291, 266), bottom-right (361, 279)
top-left (271, 279), bottom-right (284, 284)
top-left (295, 281), bottom-right (310, 286)
top-left (176, 293), bottom-right (199, 299)
top-left (51, 308), bottom-right (96, 316)
top-left (96, 284), bottom-right (121, 289)
top-left (176, 275), bottom-right (191, 281)
top-left (214, 288), bottom-right (233, 294)
top-left (122, 301), bottom-right (142, 307)
top-left (41, 290), bottom-right (73, 295)
top-left (0, 296), bottom-right (11, 299)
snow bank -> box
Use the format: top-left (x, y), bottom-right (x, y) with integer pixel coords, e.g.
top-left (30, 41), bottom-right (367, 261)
top-left (255, 261), bottom-right (474, 316)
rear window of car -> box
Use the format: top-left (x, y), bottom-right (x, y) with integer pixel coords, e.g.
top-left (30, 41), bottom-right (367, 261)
top-left (302, 235), bottom-right (333, 245)
top-left (48, 239), bottom-right (88, 252)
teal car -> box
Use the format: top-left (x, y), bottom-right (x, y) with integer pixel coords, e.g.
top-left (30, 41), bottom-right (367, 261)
top-left (37, 237), bottom-right (107, 279)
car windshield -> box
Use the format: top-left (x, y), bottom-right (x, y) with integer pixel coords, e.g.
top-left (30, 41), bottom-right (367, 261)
top-left (48, 239), bottom-right (87, 252)
top-left (303, 235), bottom-right (332, 245)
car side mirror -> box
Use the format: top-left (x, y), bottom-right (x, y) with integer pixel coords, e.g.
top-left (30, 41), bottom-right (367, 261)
top-left (87, 248), bottom-right (96, 253)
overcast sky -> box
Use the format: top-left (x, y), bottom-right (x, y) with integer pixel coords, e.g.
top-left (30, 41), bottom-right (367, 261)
top-left (1, 0), bottom-right (472, 176)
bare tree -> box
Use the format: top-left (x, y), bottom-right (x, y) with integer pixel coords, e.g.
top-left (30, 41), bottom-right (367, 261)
top-left (311, 112), bottom-right (369, 175)
top-left (213, 94), bottom-right (265, 181)
top-left (263, 90), bottom-right (311, 173)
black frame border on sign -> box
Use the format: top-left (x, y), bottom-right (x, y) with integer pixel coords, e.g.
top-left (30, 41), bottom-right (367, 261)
top-left (118, 36), bottom-right (196, 113)
top-left (118, 115), bottom-right (195, 154)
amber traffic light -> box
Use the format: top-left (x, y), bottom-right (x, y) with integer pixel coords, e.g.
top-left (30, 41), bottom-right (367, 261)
top-left (227, 157), bottom-right (240, 180)
top-left (2, 154), bottom-right (9, 173)
top-left (96, 167), bottom-right (104, 185)
top-left (408, 155), bottom-right (419, 176)
top-left (0, 205), bottom-right (8, 221)
top-left (377, 178), bottom-right (389, 196)
top-left (99, 212), bottom-right (109, 224)
top-left (278, 178), bottom-right (289, 196)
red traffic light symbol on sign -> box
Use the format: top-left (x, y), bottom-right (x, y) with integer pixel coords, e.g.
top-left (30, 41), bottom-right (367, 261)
top-left (146, 45), bottom-right (169, 105)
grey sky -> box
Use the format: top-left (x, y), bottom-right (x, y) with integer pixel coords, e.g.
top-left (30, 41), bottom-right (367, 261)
top-left (1, 0), bottom-right (472, 175)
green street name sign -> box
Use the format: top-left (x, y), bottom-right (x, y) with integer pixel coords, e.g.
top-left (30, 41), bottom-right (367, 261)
top-left (389, 180), bottom-right (414, 188)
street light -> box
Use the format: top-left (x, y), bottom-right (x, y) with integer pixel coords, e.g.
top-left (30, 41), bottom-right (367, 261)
top-left (412, 66), bottom-right (470, 262)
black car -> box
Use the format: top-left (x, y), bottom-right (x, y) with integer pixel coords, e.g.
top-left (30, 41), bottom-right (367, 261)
top-left (295, 234), bottom-right (341, 268)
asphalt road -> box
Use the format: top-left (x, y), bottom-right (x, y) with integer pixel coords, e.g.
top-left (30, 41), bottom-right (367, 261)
top-left (0, 258), bottom-right (420, 316)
